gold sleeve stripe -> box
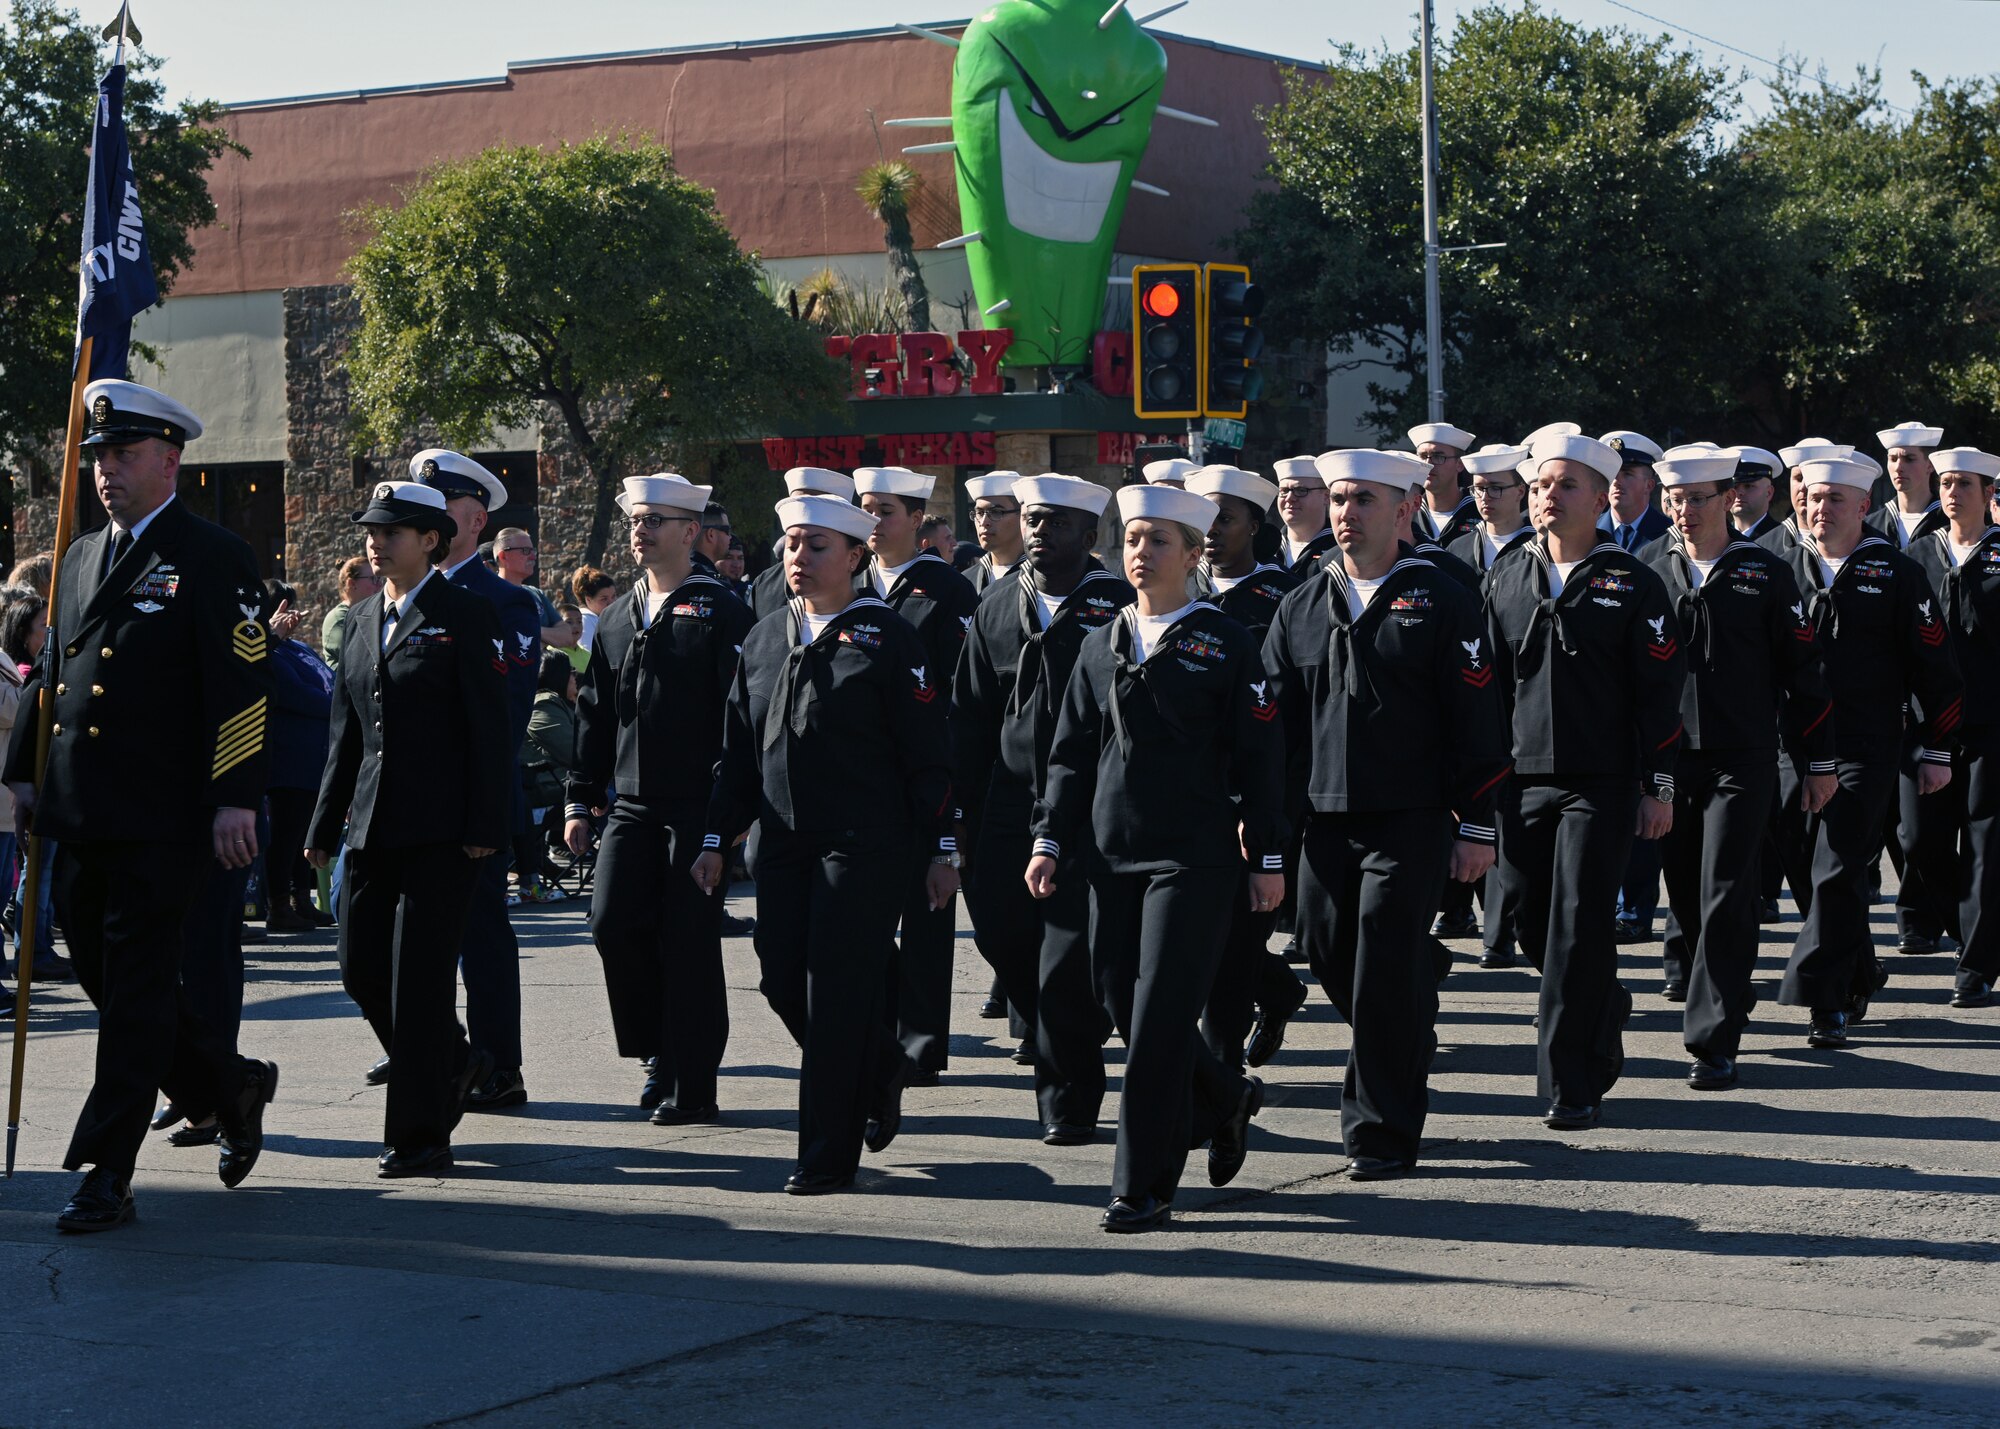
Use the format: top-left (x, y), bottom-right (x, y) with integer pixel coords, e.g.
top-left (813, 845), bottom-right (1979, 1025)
top-left (213, 699), bottom-right (268, 778)
top-left (218, 698), bottom-right (268, 741)
top-left (214, 737), bottom-right (263, 778)
top-left (213, 725), bottom-right (263, 766)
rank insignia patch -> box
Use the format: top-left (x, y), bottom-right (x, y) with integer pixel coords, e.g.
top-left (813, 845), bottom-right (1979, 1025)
top-left (232, 619), bottom-right (267, 663)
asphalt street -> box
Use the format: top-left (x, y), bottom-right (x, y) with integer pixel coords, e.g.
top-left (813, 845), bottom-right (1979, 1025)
top-left (3, 877), bottom-right (1997, 1426)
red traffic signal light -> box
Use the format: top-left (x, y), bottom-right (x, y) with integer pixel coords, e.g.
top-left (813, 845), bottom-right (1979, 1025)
top-left (1141, 281), bottom-right (1182, 319)
top-left (1132, 264), bottom-right (1203, 420)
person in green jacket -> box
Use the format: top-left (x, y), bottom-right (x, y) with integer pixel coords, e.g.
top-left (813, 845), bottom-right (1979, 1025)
top-left (320, 555), bottom-right (381, 671)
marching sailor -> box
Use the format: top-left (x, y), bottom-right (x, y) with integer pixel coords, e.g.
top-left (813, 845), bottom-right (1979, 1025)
top-left (1263, 448), bottom-right (1509, 1177)
top-left (1273, 456), bottom-right (1337, 578)
top-left (697, 494), bottom-right (956, 1193)
top-left (965, 470), bottom-right (1026, 594)
top-left (566, 475), bottom-right (753, 1124)
top-left (1485, 431), bottom-right (1686, 1128)
top-left (1408, 422), bottom-right (1480, 548)
top-left (853, 466), bottom-right (981, 1082)
top-left (1770, 455), bottom-right (1963, 1048)
top-left (1641, 448), bottom-right (1836, 1089)
top-left (1869, 422), bottom-right (1949, 550)
top-left (1027, 482), bottom-right (1283, 1232)
top-left (750, 467), bottom-right (855, 618)
top-left (953, 474), bottom-right (1131, 1142)
top-left (1445, 445), bottom-right (1536, 577)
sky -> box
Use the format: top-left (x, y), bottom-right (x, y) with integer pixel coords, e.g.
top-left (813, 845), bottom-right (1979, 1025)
top-left (123, 0), bottom-right (2000, 119)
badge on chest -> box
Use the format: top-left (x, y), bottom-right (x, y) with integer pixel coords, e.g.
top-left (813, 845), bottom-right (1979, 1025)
top-left (129, 565), bottom-right (180, 616)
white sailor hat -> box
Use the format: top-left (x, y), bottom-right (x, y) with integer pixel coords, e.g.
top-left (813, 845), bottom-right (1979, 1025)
top-left (410, 448), bottom-right (508, 511)
top-left (853, 466), bottom-right (935, 500)
top-left (963, 471), bottom-right (1024, 501)
top-left (1188, 465), bottom-right (1279, 510)
top-left (1847, 451), bottom-right (1884, 478)
top-left (1314, 448), bottom-right (1433, 493)
top-left (1798, 457), bottom-right (1878, 492)
top-left (1116, 481), bottom-right (1219, 535)
top-left (1877, 421), bottom-right (1944, 452)
top-left (1654, 450), bottom-right (1740, 487)
top-left (1142, 458), bottom-right (1199, 486)
top-left (82, 378), bottom-right (202, 447)
top-left (776, 493), bottom-right (879, 542)
top-left (1933, 447), bottom-right (2000, 480)
top-left (1531, 433), bottom-right (1623, 482)
top-left (1519, 421), bottom-right (1582, 446)
top-left (1726, 446), bottom-right (1785, 480)
top-left (1599, 430), bottom-right (1665, 466)
top-left (783, 466), bottom-right (855, 499)
top-left (618, 473), bottom-right (711, 516)
top-left (1014, 473), bottom-right (1112, 517)
top-left (353, 480), bottom-right (457, 540)
top-left (1407, 422), bottom-right (1477, 453)
top-left (1777, 437), bottom-right (1852, 470)
top-left (1462, 443), bottom-right (1529, 476)
top-left (1271, 456), bottom-right (1324, 487)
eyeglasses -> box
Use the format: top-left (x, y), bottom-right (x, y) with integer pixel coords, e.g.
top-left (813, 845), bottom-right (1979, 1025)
top-left (1470, 482), bottom-right (1519, 496)
top-left (1664, 489), bottom-right (1727, 510)
top-left (629, 514), bottom-right (696, 531)
top-left (1276, 485), bottom-right (1326, 499)
top-left (972, 504), bottom-right (1020, 519)
top-left (497, 544), bottom-right (535, 555)
top-left (702, 524), bottom-right (732, 535)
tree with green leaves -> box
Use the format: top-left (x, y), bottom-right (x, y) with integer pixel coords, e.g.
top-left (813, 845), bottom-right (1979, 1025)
top-left (345, 135), bottom-right (845, 563)
top-left (856, 160), bottom-right (933, 333)
top-left (0, 0), bottom-right (238, 477)
top-left (1239, 3), bottom-right (1792, 444)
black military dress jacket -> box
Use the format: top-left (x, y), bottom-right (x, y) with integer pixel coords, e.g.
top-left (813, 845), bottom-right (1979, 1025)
top-left (1264, 550), bottom-right (1511, 843)
top-left (1911, 527), bottom-right (2000, 753)
top-left (1196, 562), bottom-right (1299, 638)
top-left (709, 596), bottom-right (952, 854)
top-left (952, 565), bottom-right (1133, 828)
top-left (1419, 496), bottom-right (1479, 551)
top-left (865, 551), bottom-right (981, 706)
top-left (1033, 602), bottom-right (1286, 874)
top-left (1282, 530), bottom-right (1336, 581)
top-left (1757, 516), bottom-right (1804, 557)
top-left (308, 573), bottom-right (511, 853)
top-left (968, 553), bottom-right (1023, 596)
top-left (1409, 539), bottom-right (1482, 593)
top-left (6, 498), bottom-right (274, 844)
top-left (1866, 500), bottom-right (1948, 551)
top-left (1641, 533), bottom-right (1836, 771)
top-left (567, 571), bottom-right (754, 821)
top-left (1445, 523), bottom-right (1535, 581)
top-left (1484, 537), bottom-right (1687, 797)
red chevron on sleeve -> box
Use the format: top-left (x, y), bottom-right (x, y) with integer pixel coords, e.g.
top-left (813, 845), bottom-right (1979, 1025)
top-left (1647, 637), bottom-right (1679, 661)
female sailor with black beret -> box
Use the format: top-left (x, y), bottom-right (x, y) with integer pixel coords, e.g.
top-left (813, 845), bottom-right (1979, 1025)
top-left (307, 481), bottom-right (511, 1178)
top-left (695, 493), bottom-right (957, 1195)
top-left (1027, 482), bottom-right (1286, 1233)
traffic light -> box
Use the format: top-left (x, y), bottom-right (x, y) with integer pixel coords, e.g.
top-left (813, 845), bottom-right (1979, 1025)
top-left (1131, 263), bottom-right (1203, 421)
top-left (1203, 262), bottom-right (1265, 419)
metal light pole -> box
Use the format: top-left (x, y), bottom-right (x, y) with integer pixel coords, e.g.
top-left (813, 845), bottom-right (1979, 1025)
top-left (1418, 0), bottom-right (1443, 422)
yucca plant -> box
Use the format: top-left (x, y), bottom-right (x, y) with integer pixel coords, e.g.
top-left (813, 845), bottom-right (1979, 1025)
top-left (856, 160), bottom-right (933, 333)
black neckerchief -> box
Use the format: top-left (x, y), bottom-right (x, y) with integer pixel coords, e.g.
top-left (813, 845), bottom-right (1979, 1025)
top-left (1322, 548), bottom-right (1435, 698)
top-left (1106, 600), bottom-right (1218, 756)
top-left (1516, 537), bottom-right (1625, 670)
top-left (1009, 567), bottom-right (1120, 720)
top-left (763, 595), bottom-right (893, 749)
top-left (1661, 531), bottom-right (1764, 664)
top-left (1796, 531), bottom-right (1893, 640)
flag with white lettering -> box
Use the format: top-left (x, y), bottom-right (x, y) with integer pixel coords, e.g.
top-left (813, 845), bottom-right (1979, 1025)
top-left (75, 63), bottom-right (158, 381)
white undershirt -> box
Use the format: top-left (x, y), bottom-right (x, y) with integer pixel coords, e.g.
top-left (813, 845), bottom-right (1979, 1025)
top-left (1547, 561), bottom-right (1579, 597)
top-left (798, 609), bottom-right (830, 644)
top-left (1131, 601), bottom-right (1195, 661)
top-left (1034, 590), bottom-right (1066, 629)
top-left (873, 556), bottom-right (919, 597)
top-left (1284, 531), bottom-right (1327, 565)
top-left (990, 558), bottom-right (1019, 581)
top-left (1687, 556), bottom-right (1720, 589)
top-left (1210, 571), bottom-right (1248, 594)
top-left (1345, 573), bottom-right (1387, 620)
top-left (645, 588), bottom-right (672, 626)
top-left (1815, 552), bottom-right (1845, 588)
top-left (1896, 507), bottom-right (1927, 540)
top-left (1950, 537), bottom-right (1982, 568)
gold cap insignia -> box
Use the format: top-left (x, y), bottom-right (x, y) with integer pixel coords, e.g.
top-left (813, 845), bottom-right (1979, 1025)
top-left (91, 396), bottom-right (111, 425)
top-left (420, 459), bottom-right (439, 479)
top-left (375, 482), bottom-right (396, 500)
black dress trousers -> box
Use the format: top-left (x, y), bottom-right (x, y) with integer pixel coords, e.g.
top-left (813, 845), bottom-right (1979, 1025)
top-left (1777, 759), bottom-right (1897, 1010)
top-left (1659, 750), bottom-right (1776, 1063)
top-left (753, 829), bottom-right (910, 1178)
top-left (459, 844), bottom-right (523, 1069)
top-left (1091, 864), bottom-right (1241, 1203)
top-left (340, 842), bottom-right (483, 1151)
top-left (1956, 747), bottom-right (2000, 989)
top-left (587, 797), bottom-right (729, 1113)
top-left (1894, 734), bottom-right (1959, 943)
top-left (1296, 809), bottom-right (1453, 1165)
top-left (1201, 869), bottom-right (1279, 1067)
top-left (887, 861), bottom-right (956, 1074)
top-left (1504, 779), bottom-right (1639, 1108)
top-left (57, 840), bottom-right (248, 1175)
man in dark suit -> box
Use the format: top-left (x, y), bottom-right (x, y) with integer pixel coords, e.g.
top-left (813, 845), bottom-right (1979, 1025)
top-left (6, 379), bottom-right (279, 1232)
top-left (409, 449), bottom-right (541, 1109)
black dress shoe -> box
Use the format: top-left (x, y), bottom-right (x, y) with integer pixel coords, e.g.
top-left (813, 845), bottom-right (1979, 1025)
top-left (719, 911), bottom-right (756, 937)
top-left (466, 1065), bottom-right (527, 1111)
top-left (1342, 1155), bottom-right (1410, 1182)
top-left (1662, 980), bottom-right (1688, 1003)
top-left (1613, 919), bottom-right (1647, 944)
top-left (1897, 932), bottom-right (1942, 954)
top-left (265, 907), bottom-right (314, 933)
top-left (1758, 897), bottom-right (1783, 924)
top-left (1687, 1057), bottom-right (1738, 1090)
top-left (217, 1059), bottom-right (278, 1189)
top-left (1011, 1038), bottom-right (1034, 1065)
top-left (365, 1056), bottom-right (392, 1087)
top-left (56, 1168), bottom-right (134, 1233)
top-left (1432, 911), bottom-right (1479, 939)
top-left (1100, 1195), bottom-right (1171, 1233)
top-left (1246, 982), bottom-right (1309, 1068)
top-left (650, 1102), bottom-right (719, 1126)
top-left (168, 1119), bottom-right (221, 1147)
top-left (1207, 1075), bottom-right (1265, 1187)
top-left (1281, 936), bottom-right (1306, 965)
top-left (864, 1066), bottom-right (907, 1154)
top-left (1543, 1101), bottom-right (1599, 1130)
top-left (1952, 979), bottom-right (1994, 1009)
top-left (378, 1145), bottom-right (454, 1178)
top-left (977, 994), bottom-right (1007, 1020)
top-left (1807, 1010), bottom-right (1848, 1048)
top-left (905, 1067), bottom-right (941, 1088)
top-left (638, 1067), bottom-right (667, 1110)
top-left (150, 1102), bottom-right (185, 1132)
top-left (1043, 1123), bottom-right (1095, 1146)
top-left (450, 1049), bottom-right (495, 1133)
top-left (784, 1169), bottom-right (854, 1196)
top-left (1479, 948), bottom-right (1517, 969)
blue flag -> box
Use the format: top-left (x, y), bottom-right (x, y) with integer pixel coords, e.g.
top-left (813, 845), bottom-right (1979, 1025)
top-left (75, 63), bottom-right (158, 382)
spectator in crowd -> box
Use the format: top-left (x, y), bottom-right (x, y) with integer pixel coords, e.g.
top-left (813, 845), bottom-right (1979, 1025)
top-left (7, 553), bottom-right (52, 599)
top-left (696, 502), bottom-right (733, 573)
top-left (0, 586), bottom-right (61, 983)
top-left (261, 580), bottom-right (336, 932)
top-left (558, 603), bottom-right (589, 673)
top-left (493, 527), bottom-right (575, 648)
top-left (917, 514), bottom-right (957, 564)
top-left (570, 566), bottom-right (617, 651)
top-left (0, 586), bottom-right (28, 991)
top-left (320, 555), bottom-right (381, 672)
top-left (519, 651), bottom-right (579, 904)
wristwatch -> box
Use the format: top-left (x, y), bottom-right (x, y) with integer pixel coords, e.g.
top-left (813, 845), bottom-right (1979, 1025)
top-left (932, 853), bottom-right (963, 870)
top-left (1652, 786), bottom-right (1674, 805)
